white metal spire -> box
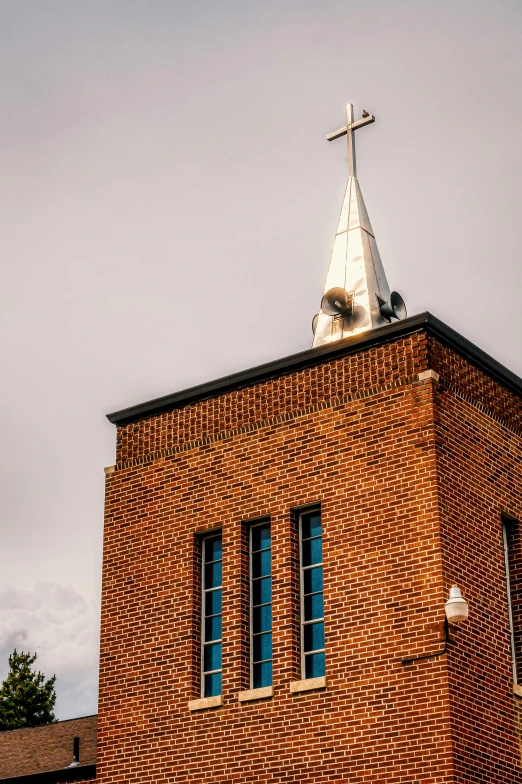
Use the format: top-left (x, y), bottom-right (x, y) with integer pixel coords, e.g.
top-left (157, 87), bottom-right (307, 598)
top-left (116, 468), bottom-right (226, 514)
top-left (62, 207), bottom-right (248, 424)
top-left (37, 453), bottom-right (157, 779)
top-left (312, 103), bottom-right (406, 348)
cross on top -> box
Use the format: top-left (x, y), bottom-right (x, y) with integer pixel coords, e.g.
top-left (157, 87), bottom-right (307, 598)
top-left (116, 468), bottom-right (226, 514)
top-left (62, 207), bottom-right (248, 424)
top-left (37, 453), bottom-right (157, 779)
top-left (327, 103), bottom-right (375, 178)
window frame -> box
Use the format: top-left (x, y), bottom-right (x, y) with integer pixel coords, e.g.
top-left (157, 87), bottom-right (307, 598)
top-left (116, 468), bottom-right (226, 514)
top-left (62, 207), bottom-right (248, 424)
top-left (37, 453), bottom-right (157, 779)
top-left (249, 519), bottom-right (272, 690)
top-left (201, 531), bottom-right (223, 698)
top-left (299, 507), bottom-right (325, 679)
top-left (502, 515), bottom-right (519, 685)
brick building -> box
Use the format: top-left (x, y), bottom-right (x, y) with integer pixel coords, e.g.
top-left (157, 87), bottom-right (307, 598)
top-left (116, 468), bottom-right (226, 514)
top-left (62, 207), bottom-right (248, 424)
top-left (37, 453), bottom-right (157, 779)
top-left (96, 105), bottom-right (522, 782)
top-left (99, 313), bottom-right (522, 783)
top-left (4, 104), bottom-right (520, 783)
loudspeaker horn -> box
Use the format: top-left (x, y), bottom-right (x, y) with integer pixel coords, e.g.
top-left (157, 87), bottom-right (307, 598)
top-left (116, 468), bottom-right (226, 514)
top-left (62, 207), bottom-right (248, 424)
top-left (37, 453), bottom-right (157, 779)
top-left (376, 291), bottom-right (407, 323)
top-left (312, 313), bottom-right (319, 334)
top-left (321, 287), bottom-right (355, 317)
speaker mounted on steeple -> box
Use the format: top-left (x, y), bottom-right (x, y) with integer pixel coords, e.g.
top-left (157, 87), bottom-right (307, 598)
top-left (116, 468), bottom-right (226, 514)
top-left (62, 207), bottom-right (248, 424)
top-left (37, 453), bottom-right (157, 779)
top-left (321, 288), bottom-right (355, 318)
top-left (376, 292), bottom-right (407, 323)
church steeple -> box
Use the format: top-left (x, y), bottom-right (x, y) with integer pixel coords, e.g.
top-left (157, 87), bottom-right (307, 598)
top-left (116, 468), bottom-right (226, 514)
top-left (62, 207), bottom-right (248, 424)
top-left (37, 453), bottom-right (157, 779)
top-left (312, 103), bottom-right (406, 348)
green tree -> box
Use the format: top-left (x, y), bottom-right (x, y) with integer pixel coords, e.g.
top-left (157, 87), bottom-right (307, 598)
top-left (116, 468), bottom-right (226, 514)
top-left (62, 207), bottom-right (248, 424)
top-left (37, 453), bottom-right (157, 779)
top-left (0, 650), bottom-right (56, 731)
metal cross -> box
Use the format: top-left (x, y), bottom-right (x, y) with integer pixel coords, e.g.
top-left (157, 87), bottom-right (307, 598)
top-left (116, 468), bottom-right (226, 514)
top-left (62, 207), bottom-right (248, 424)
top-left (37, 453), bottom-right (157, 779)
top-left (327, 103), bottom-right (375, 178)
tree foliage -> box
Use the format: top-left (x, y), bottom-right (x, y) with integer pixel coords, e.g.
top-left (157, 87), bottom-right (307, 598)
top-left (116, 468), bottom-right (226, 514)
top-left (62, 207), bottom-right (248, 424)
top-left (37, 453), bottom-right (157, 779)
top-left (0, 650), bottom-right (56, 731)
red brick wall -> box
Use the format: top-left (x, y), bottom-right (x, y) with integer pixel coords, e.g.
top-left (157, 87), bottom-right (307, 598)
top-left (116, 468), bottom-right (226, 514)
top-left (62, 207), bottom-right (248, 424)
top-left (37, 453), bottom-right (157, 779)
top-left (429, 338), bottom-right (522, 434)
top-left (115, 332), bottom-right (429, 467)
top-left (434, 377), bottom-right (522, 782)
top-left (98, 328), bottom-right (522, 783)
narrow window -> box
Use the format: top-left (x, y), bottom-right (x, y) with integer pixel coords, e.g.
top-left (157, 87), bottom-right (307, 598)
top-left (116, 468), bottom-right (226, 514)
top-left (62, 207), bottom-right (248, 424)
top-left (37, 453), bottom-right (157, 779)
top-left (502, 515), bottom-right (522, 684)
top-left (300, 509), bottom-right (325, 679)
top-left (202, 533), bottom-right (222, 697)
top-left (250, 521), bottom-right (272, 688)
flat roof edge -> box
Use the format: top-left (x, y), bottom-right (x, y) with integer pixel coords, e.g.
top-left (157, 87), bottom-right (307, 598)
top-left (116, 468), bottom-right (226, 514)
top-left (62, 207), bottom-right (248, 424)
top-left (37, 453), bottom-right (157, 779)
top-left (0, 764), bottom-right (96, 784)
top-left (106, 312), bottom-right (522, 426)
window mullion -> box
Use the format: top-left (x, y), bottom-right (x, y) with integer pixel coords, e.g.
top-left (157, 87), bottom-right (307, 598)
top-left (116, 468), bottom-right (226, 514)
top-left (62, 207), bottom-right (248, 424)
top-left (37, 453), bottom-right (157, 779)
top-left (201, 534), bottom-right (223, 698)
top-left (299, 509), bottom-right (325, 680)
top-left (250, 521), bottom-right (272, 689)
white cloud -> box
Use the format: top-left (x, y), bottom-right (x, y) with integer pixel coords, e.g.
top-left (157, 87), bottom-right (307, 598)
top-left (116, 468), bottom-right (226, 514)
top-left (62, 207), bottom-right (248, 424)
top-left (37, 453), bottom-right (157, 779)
top-left (0, 581), bottom-right (99, 720)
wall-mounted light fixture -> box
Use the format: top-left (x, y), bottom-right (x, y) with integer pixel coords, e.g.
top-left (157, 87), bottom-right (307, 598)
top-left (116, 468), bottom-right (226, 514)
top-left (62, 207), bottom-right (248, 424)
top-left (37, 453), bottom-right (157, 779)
top-left (401, 585), bottom-right (469, 666)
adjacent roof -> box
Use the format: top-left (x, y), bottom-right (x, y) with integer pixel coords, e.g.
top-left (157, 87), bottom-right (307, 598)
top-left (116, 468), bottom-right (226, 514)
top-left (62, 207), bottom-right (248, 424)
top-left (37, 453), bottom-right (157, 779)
top-left (107, 312), bottom-right (522, 426)
top-left (0, 715), bottom-right (97, 783)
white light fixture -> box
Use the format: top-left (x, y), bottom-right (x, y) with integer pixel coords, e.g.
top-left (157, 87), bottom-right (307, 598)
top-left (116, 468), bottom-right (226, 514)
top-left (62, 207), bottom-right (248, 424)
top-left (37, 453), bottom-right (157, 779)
top-left (445, 584), bottom-right (469, 625)
top-left (402, 583), bottom-right (469, 665)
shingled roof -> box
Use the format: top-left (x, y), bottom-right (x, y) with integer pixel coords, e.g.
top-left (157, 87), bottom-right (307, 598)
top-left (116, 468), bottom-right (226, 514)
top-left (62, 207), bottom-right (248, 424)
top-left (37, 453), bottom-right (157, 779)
top-left (0, 715), bottom-right (96, 782)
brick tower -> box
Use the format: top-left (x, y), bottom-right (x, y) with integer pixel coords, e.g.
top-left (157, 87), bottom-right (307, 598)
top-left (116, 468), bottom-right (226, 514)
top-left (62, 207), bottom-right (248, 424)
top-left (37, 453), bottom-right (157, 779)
top-left (98, 105), bottom-right (522, 783)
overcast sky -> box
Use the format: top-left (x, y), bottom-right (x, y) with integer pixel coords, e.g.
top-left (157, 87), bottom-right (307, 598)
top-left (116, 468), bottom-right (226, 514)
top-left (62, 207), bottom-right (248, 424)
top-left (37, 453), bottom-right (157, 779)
top-left (1, 0), bottom-right (521, 720)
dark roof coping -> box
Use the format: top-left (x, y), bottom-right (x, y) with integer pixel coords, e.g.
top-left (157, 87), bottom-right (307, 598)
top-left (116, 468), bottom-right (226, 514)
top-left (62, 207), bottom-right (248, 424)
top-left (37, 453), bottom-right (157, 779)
top-left (106, 312), bottom-right (522, 426)
top-left (0, 765), bottom-right (95, 784)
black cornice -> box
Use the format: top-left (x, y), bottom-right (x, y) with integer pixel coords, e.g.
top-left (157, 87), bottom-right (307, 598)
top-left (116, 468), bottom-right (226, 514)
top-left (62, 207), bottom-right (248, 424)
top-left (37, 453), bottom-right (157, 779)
top-left (106, 312), bottom-right (522, 426)
top-left (0, 764), bottom-right (95, 784)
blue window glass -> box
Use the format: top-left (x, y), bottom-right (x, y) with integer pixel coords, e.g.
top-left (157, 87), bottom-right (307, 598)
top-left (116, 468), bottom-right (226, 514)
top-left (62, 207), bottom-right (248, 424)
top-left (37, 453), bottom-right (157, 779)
top-left (250, 521), bottom-right (272, 689)
top-left (203, 642), bottom-right (222, 672)
top-left (300, 510), bottom-right (325, 679)
top-left (252, 604), bottom-right (272, 634)
top-left (303, 566), bottom-right (323, 594)
top-left (252, 576), bottom-right (272, 606)
top-left (302, 537), bottom-right (322, 567)
top-left (205, 536), bottom-right (222, 563)
top-left (252, 549), bottom-right (271, 578)
top-left (252, 632), bottom-right (272, 662)
top-left (205, 589), bottom-right (222, 616)
top-left (204, 672), bottom-right (221, 698)
top-left (253, 660), bottom-right (272, 689)
top-left (204, 614), bottom-right (222, 641)
top-left (202, 534), bottom-right (222, 697)
top-left (204, 560), bottom-right (222, 589)
top-left (301, 511), bottom-right (322, 540)
top-left (304, 592), bottom-right (324, 621)
top-left (303, 621), bottom-right (324, 652)
top-left (305, 652), bottom-right (325, 679)
top-left (251, 524), bottom-right (271, 551)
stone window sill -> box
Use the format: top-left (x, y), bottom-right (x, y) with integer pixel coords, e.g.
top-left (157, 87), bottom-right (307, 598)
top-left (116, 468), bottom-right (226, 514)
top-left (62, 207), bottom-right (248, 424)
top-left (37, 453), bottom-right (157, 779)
top-left (188, 695), bottom-right (222, 711)
top-left (290, 676), bottom-right (327, 693)
top-left (513, 683), bottom-right (522, 698)
top-left (238, 686), bottom-right (273, 702)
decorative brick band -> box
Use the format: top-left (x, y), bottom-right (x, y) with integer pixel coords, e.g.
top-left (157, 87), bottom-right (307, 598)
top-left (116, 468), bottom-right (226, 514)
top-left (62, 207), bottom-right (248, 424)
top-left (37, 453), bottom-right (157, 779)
top-left (439, 380), bottom-right (522, 438)
top-left (111, 373), bottom-right (521, 473)
top-left (115, 332), bottom-right (429, 464)
top-left (114, 375), bottom-right (419, 470)
top-left (112, 333), bottom-right (521, 468)
top-left (428, 337), bottom-right (522, 433)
